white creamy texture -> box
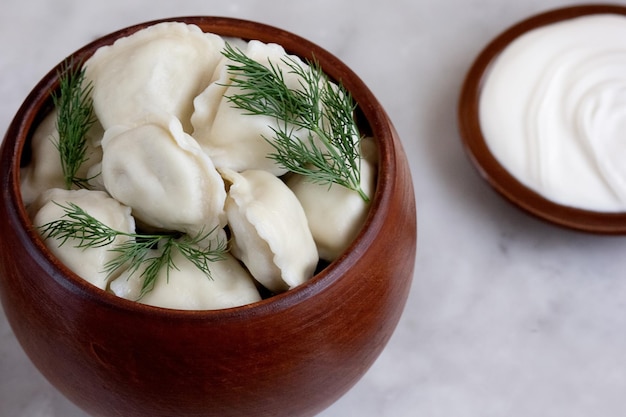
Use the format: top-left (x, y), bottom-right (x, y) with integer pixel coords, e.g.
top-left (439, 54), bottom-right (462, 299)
top-left (479, 14), bottom-right (626, 212)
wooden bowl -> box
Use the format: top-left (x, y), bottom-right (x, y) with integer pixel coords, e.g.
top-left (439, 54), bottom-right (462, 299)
top-left (458, 4), bottom-right (626, 234)
top-left (0, 17), bottom-right (416, 417)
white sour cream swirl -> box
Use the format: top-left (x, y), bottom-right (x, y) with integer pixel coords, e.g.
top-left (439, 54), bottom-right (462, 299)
top-left (480, 14), bottom-right (626, 212)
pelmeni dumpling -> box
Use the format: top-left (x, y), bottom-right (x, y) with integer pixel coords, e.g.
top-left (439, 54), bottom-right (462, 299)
top-left (20, 110), bottom-right (104, 206)
top-left (85, 161), bottom-right (106, 192)
top-left (100, 114), bottom-right (226, 235)
top-left (84, 22), bottom-right (224, 132)
top-left (287, 137), bottom-right (378, 261)
top-left (191, 40), bottom-right (313, 176)
top-left (30, 188), bottom-right (135, 290)
top-left (222, 168), bottom-right (318, 292)
top-left (110, 247), bottom-right (262, 310)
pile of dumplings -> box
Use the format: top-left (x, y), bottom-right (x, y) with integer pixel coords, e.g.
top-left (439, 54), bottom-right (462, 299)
top-left (20, 22), bottom-right (377, 310)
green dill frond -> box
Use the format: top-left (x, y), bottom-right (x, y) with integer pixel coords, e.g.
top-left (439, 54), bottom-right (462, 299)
top-left (52, 59), bottom-right (97, 189)
top-left (221, 43), bottom-right (369, 202)
top-left (38, 202), bottom-right (227, 298)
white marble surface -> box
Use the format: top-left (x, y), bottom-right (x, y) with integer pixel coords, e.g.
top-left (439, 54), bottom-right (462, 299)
top-left (2, 0), bottom-right (626, 416)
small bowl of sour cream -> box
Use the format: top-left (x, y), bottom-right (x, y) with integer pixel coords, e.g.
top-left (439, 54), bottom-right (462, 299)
top-left (459, 4), bottom-right (626, 233)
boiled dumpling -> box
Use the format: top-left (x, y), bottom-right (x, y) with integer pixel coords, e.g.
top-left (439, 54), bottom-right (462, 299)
top-left (189, 57), bottom-right (230, 152)
top-left (110, 252), bottom-right (262, 310)
top-left (85, 161), bottom-right (106, 192)
top-left (287, 137), bottom-right (378, 261)
top-left (31, 188), bottom-right (135, 290)
top-left (109, 239), bottom-right (262, 310)
top-left (20, 110), bottom-right (104, 206)
top-left (84, 22), bottom-right (224, 132)
top-left (221, 168), bottom-right (318, 292)
top-left (100, 114), bottom-right (226, 235)
top-left (191, 40), bottom-right (313, 176)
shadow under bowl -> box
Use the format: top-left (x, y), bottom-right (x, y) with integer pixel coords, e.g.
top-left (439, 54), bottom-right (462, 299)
top-left (458, 4), bottom-right (626, 234)
top-left (0, 16), bottom-right (417, 417)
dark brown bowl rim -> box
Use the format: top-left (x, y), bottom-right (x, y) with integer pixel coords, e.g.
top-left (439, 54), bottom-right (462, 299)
top-left (458, 4), bottom-right (626, 234)
top-left (4, 16), bottom-right (396, 320)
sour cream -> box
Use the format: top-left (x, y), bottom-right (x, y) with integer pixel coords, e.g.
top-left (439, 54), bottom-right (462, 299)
top-left (479, 14), bottom-right (626, 212)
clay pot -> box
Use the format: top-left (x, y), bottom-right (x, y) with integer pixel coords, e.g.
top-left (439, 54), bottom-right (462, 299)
top-left (458, 4), bottom-right (626, 233)
top-left (0, 17), bottom-right (416, 417)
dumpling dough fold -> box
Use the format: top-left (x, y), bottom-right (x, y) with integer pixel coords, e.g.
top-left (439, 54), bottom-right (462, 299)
top-left (84, 22), bottom-right (225, 132)
top-left (222, 168), bottom-right (318, 293)
top-left (100, 114), bottom-right (226, 236)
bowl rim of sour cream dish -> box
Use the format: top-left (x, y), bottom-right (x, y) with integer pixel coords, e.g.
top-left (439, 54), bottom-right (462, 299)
top-left (458, 4), bottom-right (626, 234)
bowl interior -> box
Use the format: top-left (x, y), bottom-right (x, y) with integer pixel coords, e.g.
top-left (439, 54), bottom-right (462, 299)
top-left (458, 4), bottom-right (626, 234)
top-left (6, 16), bottom-right (394, 317)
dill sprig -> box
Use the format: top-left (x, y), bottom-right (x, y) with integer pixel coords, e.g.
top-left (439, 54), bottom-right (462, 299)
top-left (52, 60), bottom-right (97, 189)
top-left (38, 202), bottom-right (227, 298)
top-left (221, 43), bottom-right (370, 202)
